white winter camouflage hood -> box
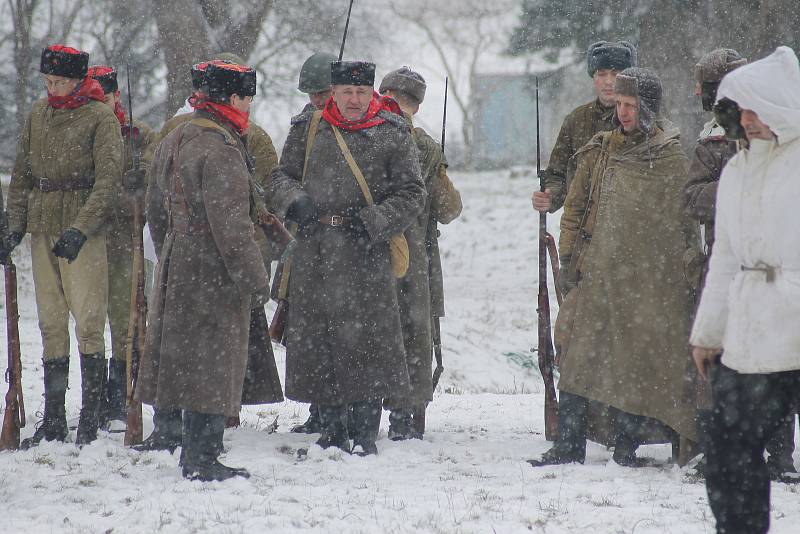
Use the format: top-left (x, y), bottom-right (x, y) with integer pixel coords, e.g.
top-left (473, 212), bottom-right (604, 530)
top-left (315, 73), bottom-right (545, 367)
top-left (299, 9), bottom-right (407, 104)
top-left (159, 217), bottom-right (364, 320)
top-left (716, 46), bottom-right (800, 145)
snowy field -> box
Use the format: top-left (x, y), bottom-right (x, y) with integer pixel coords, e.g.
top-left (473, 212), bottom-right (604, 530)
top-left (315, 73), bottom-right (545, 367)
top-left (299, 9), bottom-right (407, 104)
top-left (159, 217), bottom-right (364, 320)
top-left (2, 170), bottom-right (799, 533)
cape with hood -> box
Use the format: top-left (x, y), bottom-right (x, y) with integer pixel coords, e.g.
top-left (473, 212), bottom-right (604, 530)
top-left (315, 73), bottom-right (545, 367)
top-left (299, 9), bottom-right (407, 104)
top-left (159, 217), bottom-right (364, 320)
top-left (690, 46), bottom-right (800, 374)
top-left (557, 122), bottom-right (700, 442)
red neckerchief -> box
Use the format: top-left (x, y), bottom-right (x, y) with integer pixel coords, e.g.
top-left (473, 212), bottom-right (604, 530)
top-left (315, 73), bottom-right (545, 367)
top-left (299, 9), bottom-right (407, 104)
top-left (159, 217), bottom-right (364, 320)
top-left (113, 99), bottom-right (127, 125)
top-left (321, 91), bottom-right (402, 131)
top-left (48, 77), bottom-right (105, 110)
top-left (189, 94), bottom-right (249, 135)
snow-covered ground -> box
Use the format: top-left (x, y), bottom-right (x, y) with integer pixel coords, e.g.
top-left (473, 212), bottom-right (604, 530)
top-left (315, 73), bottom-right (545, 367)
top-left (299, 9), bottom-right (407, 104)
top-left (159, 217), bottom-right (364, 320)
top-left (1, 170), bottom-right (799, 533)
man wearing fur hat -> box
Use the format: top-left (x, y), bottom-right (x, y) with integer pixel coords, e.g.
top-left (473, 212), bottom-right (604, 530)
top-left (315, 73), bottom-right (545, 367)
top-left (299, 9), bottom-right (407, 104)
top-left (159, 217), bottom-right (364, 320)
top-left (3, 45), bottom-right (123, 448)
top-left (268, 60), bottom-right (426, 455)
top-left (378, 67), bottom-right (462, 440)
top-left (87, 65), bottom-right (156, 431)
top-left (684, 49), bottom-right (797, 480)
top-left (137, 62), bottom-right (268, 481)
top-left (134, 55), bottom-right (284, 453)
top-left (691, 46), bottom-right (800, 534)
top-left (532, 40), bottom-right (636, 214)
top-left (529, 67), bottom-right (700, 467)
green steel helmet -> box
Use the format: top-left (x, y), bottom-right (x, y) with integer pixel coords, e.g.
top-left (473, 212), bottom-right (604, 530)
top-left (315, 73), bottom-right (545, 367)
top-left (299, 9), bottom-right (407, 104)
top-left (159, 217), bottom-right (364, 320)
top-left (298, 52), bottom-right (337, 93)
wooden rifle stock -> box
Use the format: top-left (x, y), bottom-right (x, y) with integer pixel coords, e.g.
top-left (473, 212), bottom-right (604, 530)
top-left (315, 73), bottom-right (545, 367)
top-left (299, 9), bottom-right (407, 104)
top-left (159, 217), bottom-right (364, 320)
top-left (268, 299), bottom-right (289, 344)
top-left (124, 195), bottom-right (145, 446)
top-left (257, 210), bottom-right (293, 257)
top-left (534, 76), bottom-right (559, 441)
top-left (1, 261), bottom-right (25, 450)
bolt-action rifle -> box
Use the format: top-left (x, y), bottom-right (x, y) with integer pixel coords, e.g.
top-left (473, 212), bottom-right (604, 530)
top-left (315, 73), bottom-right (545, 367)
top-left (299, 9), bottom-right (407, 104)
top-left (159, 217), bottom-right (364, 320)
top-left (124, 65), bottom-right (144, 446)
top-left (0, 255), bottom-right (25, 451)
top-left (534, 77), bottom-right (560, 441)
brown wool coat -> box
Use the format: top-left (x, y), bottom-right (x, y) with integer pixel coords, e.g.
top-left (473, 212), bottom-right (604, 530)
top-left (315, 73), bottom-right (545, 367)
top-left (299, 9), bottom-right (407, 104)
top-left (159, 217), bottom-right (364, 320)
top-left (558, 126), bottom-right (700, 442)
top-left (7, 98), bottom-right (123, 237)
top-left (268, 109), bottom-right (426, 406)
top-left (386, 120), bottom-right (462, 407)
top-left (136, 112), bottom-right (268, 416)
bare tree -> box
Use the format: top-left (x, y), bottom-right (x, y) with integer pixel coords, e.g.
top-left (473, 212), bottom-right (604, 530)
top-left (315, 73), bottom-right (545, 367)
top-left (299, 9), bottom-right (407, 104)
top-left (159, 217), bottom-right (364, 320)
top-left (388, 0), bottom-right (515, 168)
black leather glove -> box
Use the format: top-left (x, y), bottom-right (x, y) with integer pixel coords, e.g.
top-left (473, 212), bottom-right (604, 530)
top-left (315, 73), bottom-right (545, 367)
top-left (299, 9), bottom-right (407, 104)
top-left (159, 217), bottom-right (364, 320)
top-left (345, 214), bottom-right (370, 244)
top-left (122, 168), bottom-right (146, 191)
top-left (0, 231), bottom-right (23, 266)
top-left (286, 195), bottom-right (319, 239)
top-left (52, 228), bottom-right (87, 263)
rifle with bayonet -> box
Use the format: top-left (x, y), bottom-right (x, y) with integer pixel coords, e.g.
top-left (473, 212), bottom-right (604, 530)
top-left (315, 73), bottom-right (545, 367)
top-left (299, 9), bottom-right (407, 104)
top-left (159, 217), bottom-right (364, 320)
top-left (534, 77), bottom-right (560, 441)
top-left (0, 252), bottom-right (25, 451)
top-left (123, 65), bottom-right (144, 446)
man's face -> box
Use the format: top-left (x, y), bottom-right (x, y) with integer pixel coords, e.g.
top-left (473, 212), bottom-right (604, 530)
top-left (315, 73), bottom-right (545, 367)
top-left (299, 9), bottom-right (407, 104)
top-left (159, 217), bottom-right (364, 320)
top-left (331, 85), bottom-right (373, 120)
top-left (309, 89), bottom-right (331, 110)
top-left (102, 90), bottom-right (119, 111)
top-left (740, 109), bottom-right (775, 141)
top-left (44, 75), bottom-right (80, 97)
top-left (615, 94), bottom-right (640, 133)
top-left (593, 69), bottom-right (619, 107)
top-left (230, 94), bottom-right (253, 114)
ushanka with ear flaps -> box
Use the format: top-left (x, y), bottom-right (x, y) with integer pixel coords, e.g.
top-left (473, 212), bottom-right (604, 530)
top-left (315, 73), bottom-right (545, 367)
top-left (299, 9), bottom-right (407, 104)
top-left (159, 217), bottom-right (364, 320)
top-left (612, 67), bottom-right (662, 134)
top-left (587, 41), bottom-right (637, 77)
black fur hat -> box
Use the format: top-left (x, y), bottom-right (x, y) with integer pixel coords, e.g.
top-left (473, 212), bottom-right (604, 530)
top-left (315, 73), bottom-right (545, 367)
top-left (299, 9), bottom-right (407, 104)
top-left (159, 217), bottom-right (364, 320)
top-left (205, 62), bottom-right (257, 100)
top-left (331, 61), bottom-right (376, 86)
top-left (587, 41), bottom-right (637, 77)
top-left (88, 66), bottom-right (118, 94)
top-left (40, 45), bottom-right (89, 79)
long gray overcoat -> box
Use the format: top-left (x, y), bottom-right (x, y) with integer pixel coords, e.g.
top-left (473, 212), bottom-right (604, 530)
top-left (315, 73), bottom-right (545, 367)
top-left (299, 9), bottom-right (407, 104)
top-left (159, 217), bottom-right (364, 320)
top-left (268, 109), bottom-right (426, 406)
top-left (136, 112), bottom-right (268, 417)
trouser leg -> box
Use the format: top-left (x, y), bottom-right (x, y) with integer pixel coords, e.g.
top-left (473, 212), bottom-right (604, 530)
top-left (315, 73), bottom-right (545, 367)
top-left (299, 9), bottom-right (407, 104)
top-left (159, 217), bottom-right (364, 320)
top-left (30, 234), bottom-right (71, 359)
top-left (105, 224), bottom-right (133, 425)
top-left (705, 365), bottom-right (799, 534)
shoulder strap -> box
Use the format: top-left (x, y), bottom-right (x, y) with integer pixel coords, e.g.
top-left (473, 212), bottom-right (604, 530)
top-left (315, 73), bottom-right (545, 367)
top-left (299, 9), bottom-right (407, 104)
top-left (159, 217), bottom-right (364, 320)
top-left (330, 124), bottom-right (374, 205)
top-left (302, 111), bottom-right (323, 183)
top-left (189, 117), bottom-right (235, 144)
top-left (577, 133), bottom-right (613, 233)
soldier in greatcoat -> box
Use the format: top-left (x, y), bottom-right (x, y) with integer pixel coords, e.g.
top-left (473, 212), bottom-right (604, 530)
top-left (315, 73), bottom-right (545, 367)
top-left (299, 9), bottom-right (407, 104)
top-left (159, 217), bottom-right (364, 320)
top-left (378, 67), bottom-right (463, 440)
top-left (136, 62), bottom-right (267, 481)
top-left (4, 45), bottom-right (123, 448)
top-left (268, 61), bottom-right (426, 455)
top-left (135, 56), bottom-right (283, 452)
top-left (529, 68), bottom-right (700, 467)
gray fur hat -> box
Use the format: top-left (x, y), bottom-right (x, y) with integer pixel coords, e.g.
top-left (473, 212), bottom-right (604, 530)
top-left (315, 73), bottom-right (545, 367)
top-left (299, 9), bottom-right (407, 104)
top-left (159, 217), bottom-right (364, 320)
top-left (612, 67), bottom-right (662, 134)
top-left (695, 48), bottom-right (747, 83)
top-left (379, 66), bottom-right (427, 104)
top-left (587, 41), bottom-right (637, 77)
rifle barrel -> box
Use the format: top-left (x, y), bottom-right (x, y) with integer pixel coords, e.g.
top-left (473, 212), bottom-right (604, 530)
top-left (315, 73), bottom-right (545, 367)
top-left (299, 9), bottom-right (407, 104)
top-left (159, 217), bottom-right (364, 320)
top-left (441, 77), bottom-right (448, 155)
top-left (338, 0), bottom-right (355, 61)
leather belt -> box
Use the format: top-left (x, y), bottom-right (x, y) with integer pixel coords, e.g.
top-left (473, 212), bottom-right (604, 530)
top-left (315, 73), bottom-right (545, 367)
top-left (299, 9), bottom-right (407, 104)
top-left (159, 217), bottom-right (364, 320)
top-left (319, 215), bottom-right (352, 227)
top-left (35, 177), bottom-right (95, 192)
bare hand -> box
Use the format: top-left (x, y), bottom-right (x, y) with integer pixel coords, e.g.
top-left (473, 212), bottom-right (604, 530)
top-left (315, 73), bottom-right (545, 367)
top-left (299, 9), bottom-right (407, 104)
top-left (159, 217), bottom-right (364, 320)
top-left (691, 346), bottom-right (721, 381)
top-left (531, 189), bottom-right (552, 212)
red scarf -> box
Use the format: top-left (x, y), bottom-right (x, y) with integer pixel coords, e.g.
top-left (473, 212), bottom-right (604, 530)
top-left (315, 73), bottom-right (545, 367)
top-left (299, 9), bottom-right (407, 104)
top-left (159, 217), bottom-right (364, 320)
top-left (48, 77), bottom-right (105, 110)
top-left (321, 91), bottom-right (403, 131)
top-left (109, 91), bottom-right (127, 125)
top-left (189, 93), bottom-right (249, 135)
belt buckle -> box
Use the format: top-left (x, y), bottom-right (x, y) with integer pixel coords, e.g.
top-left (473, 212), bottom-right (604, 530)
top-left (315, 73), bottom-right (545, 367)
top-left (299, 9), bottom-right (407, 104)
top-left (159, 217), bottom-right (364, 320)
top-left (39, 178), bottom-right (51, 190)
top-left (330, 215), bottom-right (344, 227)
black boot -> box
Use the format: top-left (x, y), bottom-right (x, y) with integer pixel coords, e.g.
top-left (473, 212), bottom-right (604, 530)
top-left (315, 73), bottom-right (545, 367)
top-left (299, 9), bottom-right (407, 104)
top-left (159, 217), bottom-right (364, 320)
top-left (351, 400), bottom-right (381, 456)
top-left (21, 358), bottom-right (69, 449)
top-left (767, 415), bottom-right (797, 482)
top-left (388, 408), bottom-right (415, 441)
top-left (181, 411), bottom-right (250, 481)
top-left (101, 358), bottom-right (127, 431)
top-left (528, 392), bottom-right (587, 466)
top-left (291, 404), bottom-right (322, 434)
top-left (316, 404), bottom-right (351, 453)
top-left (132, 407), bottom-right (183, 453)
top-left (75, 354), bottom-right (107, 447)
top-left (612, 411), bottom-right (650, 467)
